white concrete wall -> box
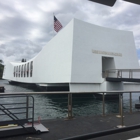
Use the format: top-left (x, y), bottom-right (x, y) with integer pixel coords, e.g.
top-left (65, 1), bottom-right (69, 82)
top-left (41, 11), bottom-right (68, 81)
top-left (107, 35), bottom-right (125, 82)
top-left (69, 19), bottom-right (139, 92)
top-left (123, 82), bottom-right (140, 90)
top-left (69, 83), bottom-right (100, 92)
top-left (3, 18), bottom-right (140, 92)
top-left (70, 19), bottom-right (139, 84)
top-left (3, 20), bottom-right (74, 84)
top-left (32, 20), bottom-right (74, 83)
top-left (106, 81), bottom-right (123, 91)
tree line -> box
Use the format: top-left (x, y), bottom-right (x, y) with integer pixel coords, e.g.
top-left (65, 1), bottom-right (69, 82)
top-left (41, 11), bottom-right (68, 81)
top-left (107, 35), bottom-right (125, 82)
top-left (0, 60), bottom-right (4, 79)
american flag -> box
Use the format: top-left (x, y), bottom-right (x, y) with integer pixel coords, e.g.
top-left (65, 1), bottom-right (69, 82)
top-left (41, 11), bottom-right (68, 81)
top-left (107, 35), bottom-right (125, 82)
top-left (54, 16), bottom-right (63, 32)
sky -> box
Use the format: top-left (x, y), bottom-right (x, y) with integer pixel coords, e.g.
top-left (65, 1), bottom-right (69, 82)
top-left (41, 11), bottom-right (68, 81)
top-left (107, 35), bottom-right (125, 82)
top-left (0, 0), bottom-right (140, 65)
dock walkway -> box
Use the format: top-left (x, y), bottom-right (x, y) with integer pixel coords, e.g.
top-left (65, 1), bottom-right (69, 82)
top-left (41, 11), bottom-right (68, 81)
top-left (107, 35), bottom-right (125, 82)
top-left (1, 112), bottom-right (140, 140)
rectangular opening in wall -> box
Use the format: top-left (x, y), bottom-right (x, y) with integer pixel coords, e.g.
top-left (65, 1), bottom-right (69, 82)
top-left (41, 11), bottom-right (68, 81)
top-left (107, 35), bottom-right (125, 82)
top-left (102, 57), bottom-right (115, 78)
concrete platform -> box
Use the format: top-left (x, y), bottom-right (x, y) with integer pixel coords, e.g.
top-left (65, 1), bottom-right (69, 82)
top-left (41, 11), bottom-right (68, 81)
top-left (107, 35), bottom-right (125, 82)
top-left (1, 112), bottom-right (140, 140)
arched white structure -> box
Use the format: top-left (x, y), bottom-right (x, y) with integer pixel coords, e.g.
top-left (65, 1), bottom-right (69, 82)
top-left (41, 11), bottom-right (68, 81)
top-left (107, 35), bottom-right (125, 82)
top-left (2, 18), bottom-right (140, 92)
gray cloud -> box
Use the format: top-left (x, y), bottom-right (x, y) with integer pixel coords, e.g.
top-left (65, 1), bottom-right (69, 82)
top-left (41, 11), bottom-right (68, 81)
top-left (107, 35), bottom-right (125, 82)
top-left (0, 0), bottom-right (140, 65)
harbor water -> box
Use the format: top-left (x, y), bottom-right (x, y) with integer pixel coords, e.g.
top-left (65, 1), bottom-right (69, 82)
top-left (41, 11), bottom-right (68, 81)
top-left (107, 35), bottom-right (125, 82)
top-left (0, 80), bottom-right (140, 121)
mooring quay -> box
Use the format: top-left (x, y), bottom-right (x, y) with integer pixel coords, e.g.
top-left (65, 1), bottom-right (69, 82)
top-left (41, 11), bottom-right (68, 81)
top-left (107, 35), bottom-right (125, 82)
top-left (1, 91), bottom-right (140, 140)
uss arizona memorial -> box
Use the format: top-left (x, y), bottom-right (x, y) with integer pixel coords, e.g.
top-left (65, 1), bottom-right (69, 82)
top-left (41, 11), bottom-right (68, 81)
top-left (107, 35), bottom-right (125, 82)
top-left (2, 18), bottom-right (140, 93)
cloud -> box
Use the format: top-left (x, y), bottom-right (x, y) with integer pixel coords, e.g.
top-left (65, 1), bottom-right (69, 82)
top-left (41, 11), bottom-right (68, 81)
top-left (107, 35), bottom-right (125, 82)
top-left (0, 0), bottom-right (140, 65)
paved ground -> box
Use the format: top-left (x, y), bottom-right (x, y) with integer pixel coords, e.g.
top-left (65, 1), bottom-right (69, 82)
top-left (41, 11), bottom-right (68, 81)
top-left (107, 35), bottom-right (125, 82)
top-left (1, 112), bottom-right (140, 140)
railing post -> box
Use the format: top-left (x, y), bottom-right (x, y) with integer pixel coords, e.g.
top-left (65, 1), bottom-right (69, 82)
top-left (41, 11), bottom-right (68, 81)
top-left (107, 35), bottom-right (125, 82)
top-left (130, 92), bottom-right (132, 113)
top-left (102, 93), bottom-right (105, 116)
top-left (116, 93), bottom-right (121, 118)
top-left (32, 96), bottom-right (34, 128)
top-left (26, 96), bottom-right (29, 119)
top-left (67, 93), bottom-right (73, 120)
top-left (120, 93), bottom-right (124, 127)
top-left (105, 70), bottom-right (108, 78)
top-left (129, 70), bottom-right (132, 78)
top-left (117, 70), bottom-right (120, 78)
top-left (117, 93), bottom-right (125, 128)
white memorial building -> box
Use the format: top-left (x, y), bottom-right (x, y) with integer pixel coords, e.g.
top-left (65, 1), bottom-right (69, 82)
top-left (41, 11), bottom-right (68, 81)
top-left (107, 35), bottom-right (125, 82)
top-left (2, 18), bottom-right (140, 93)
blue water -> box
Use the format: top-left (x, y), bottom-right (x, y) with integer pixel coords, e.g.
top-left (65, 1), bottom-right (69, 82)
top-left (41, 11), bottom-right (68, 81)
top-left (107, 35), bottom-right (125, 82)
top-left (0, 80), bottom-right (140, 120)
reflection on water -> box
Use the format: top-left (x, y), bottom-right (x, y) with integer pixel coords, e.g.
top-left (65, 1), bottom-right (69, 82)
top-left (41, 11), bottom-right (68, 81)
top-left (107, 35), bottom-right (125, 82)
top-left (0, 80), bottom-right (140, 120)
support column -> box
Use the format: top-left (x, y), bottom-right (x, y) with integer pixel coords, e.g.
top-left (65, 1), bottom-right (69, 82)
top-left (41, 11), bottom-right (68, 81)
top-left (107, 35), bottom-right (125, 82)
top-left (130, 92), bottom-right (132, 113)
top-left (117, 93), bottom-right (125, 128)
top-left (102, 93), bottom-right (105, 116)
top-left (67, 93), bottom-right (73, 120)
top-left (116, 93), bottom-right (121, 118)
top-left (26, 96), bottom-right (29, 119)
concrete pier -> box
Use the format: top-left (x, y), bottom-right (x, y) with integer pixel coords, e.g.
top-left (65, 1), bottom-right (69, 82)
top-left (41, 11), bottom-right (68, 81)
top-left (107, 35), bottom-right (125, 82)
top-left (1, 112), bottom-right (140, 140)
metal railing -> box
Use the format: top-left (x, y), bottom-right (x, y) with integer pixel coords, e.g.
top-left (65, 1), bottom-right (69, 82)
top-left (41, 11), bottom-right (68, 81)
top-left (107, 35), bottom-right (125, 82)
top-left (103, 69), bottom-right (140, 78)
top-left (1, 91), bottom-right (140, 139)
top-left (0, 91), bottom-right (140, 124)
top-left (0, 94), bottom-right (35, 132)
